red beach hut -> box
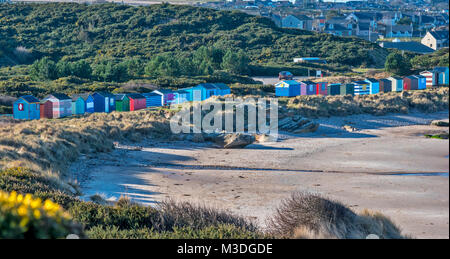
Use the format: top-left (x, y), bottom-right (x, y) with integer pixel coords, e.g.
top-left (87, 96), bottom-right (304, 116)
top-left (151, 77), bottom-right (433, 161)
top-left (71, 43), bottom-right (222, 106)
top-left (127, 93), bottom-right (146, 111)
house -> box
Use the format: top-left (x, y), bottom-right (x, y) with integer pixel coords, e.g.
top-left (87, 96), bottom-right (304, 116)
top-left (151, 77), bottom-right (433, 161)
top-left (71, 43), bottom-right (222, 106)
top-left (352, 81), bottom-right (370, 95)
top-left (384, 25), bottom-right (413, 38)
top-left (327, 84), bottom-right (341, 96)
top-left (281, 15), bottom-right (312, 30)
top-left (41, 93), bottom-right (72, 119)
top-left (387, 76), bottom-right (403, 92)
top-left (413, 75), bottom-right (427, 90)
top-left (213, 83), bottom-right (231, 96)
top-left (378, 79), bottom-right (392, 93)
top-left (70, 94), bottom-right (88, 115)
top-left (364, 78), bottom-right (379, 94)
top-left (299, 81), bottom-right (316, 95)
top-left (419, 70), bottom-right (436, 88)
top-left (275, 80), bottom-right (300, 97)
top-left (421, 30), bottom-right (449, 50)
top-left (92, 92), bottom-right (115, 113)
top-left (152, 89), bottom-right (175, 105)
top-left (403, 76), bottom-right (418, 90)
top-left (13, 95), bottom-right (40, 120)
top-left (340, 84), bottom-right (354, 96)
top-left (316, 82), bottom-right (328, 95)
top-left (324, 22), bottom-right (353, 36)
top-left (127, 93), bottom-right (146, 111)
top-left (173, 90), bottom-right (189, 105)
top-left (433, 67), bottom-right (449, 85)
top-left (378, 41), bottom-right (434, 54)
top-left (115, 94), bottom-right (130, 112)
top-left (142, 92), bottom-right (163, 107)
top-left (312, 15), bottom-right (326, 31)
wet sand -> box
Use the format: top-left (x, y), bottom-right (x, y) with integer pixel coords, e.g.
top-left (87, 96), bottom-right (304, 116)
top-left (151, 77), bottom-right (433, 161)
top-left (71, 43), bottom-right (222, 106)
top-left (73, 111), bottom-right (449, 239)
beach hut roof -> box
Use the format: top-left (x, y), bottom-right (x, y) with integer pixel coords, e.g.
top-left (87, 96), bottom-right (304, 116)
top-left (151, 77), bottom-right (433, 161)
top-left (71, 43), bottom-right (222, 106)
top-left (379, 78), bottom-right (391, 83)
top-left (114, 94), bottom-right (129, 101)
top-left (299, 80), bottom-right (316, 85)
top-left (413, 75), bottom-right (426, 79)
top-left (95, 92), bottom-right (115, 98)
top-left (405, 75), bottom-right (417, 79)
top-left (389, 76), bottom-right (403, 80)
top-left (365, 78), bottom-right (378, 83)
top-left (154, 89), bottom-right (174, 94)
top-left (353, 80), bottom-right (368, 84)
top-left (176, 90), bottom-right (189, 94)
top-left (277, 80), bottom-right (299, 85)
top-left (198, 83), bottom-right (218, 89)
top-left (142, 92), bottom-right (161, 97)
top-left (433, 67), bottom-right (448, 72)
top-left (47, 93), bottom-right (71, 100)
top-left (19, 95), bottom-right (40, 103)
top-left (213, 83), bottom-right (230, 90)
top-left (127, 93), bottom-right (145, 99)
top-left (71, 93), bottom-right (91, 101)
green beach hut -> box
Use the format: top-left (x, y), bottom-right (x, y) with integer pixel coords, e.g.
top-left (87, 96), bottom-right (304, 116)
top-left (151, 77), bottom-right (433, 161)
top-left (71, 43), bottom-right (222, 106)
top-left (115, 94), bottom-right (130, 112)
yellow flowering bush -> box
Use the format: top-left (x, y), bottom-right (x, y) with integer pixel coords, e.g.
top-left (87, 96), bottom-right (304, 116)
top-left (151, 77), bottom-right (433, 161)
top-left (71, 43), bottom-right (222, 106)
top-left (0, 191), bottom-right (83, 239)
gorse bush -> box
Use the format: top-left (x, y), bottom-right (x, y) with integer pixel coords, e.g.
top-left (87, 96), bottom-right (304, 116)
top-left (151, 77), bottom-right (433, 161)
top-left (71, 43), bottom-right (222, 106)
top-left (0, 190), bottom-right (83, 239)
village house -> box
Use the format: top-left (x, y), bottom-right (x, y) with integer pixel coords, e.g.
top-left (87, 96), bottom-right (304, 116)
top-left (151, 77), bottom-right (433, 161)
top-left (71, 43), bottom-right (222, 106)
top-left (421, 30), bottom-right (449, 50)
top-left (281, 15), bottom-right (313, 30)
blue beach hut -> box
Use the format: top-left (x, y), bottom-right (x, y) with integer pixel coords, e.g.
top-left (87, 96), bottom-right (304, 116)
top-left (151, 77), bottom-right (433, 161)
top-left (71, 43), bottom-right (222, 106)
top-left (13, 95), bottom-right (40, 120)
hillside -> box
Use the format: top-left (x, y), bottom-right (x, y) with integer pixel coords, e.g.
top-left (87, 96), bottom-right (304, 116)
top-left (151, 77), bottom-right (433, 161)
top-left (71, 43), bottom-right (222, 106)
top-left (0, 3), bottom-right (389, 97)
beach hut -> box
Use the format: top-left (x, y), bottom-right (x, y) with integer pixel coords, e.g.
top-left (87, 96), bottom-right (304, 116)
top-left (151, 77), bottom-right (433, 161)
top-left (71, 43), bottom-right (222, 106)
top-left (213, 83), bottom-right (231, 96)
top-left (403, 76), bottom-right (418, 90)
top-left (142, 92), bottom-right (163, 107)
top-left (13, 95), bottom-right (40, 120)
top-left (115, 94), bottom-right (130, 112)
top-left (70, 94), bottom-right (90, 115)
top-left (352, 81), bottom-right (370, 95)
top-left (378, 79), bottom-right (392, 93)
top-left (198, 83), bottom-right (219, 100)
top-left (387, 76), bottom-right (403, 92)
top-left (275, 80), bottom-right (300, 97)
top-left (364, 78), bottom-right (379, 94)
top-left (92, 92), bottom-right (115, 113)
top-left (152, 89), bottom-right (175, 106)
top-left (127, 93), bottom-right (146, 111)
top-left (299, 81), bottom-right (317, 95)
top-left (181, 87), bottom-right (199, 102)
top-left (327, 84), bottom-right (341, 96)
top-left (40, 100), bottom-right (53, 119)
top-left (419, 71), bottom-right (435, 88)
top-left (414, 75), bottom-right (427, 90)
top-left (41, 93), bottom-right (72, 118)
top-left (433, 67), bottom-right (449, 85)
top-left (316, 82), bottom-right (328, 95)
top-left (340, 84), bottom-right (354, 96)
top-left (173, 90), bottom-right (189, 105)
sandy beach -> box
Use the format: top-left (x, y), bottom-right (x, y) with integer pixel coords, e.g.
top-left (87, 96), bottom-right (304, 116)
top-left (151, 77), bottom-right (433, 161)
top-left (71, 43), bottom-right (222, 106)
top-left (72, 111), bottom-right (449, 239)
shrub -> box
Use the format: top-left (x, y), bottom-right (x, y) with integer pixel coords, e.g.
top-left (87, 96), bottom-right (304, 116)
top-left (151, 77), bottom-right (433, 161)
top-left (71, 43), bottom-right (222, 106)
top-left (267, 192), bottom-right (406, 239)
top-left (0, 190), bottom-right (84, 239)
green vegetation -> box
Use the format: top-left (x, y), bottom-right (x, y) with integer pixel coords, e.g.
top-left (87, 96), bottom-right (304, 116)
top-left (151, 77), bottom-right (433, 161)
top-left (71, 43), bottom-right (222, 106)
top-left (0, 3), bottom-right (389, 97)
top-left (384, 52), bottom-right (412, 76)
top-left (410, 48), bottom-right (449, 71)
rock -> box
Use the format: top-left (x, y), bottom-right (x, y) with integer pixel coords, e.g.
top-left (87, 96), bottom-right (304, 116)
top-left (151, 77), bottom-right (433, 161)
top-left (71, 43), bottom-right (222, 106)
top-left (292, 122), bottom-right (319, 133)
top-left (255, 134), bottom-right (271, 143)
top-left (343, 125), bottom-right (357, 132)
top-left (431, 120), bottom-right (449, 127)
top-left (192, 133), bottom-right (205, 143)
top-left (213, 133), bottom-right (255, 149)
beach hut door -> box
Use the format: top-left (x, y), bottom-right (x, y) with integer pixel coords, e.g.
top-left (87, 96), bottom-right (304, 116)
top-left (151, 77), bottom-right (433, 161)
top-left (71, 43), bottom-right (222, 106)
top-left (105, 97), bottom-right (109, 112)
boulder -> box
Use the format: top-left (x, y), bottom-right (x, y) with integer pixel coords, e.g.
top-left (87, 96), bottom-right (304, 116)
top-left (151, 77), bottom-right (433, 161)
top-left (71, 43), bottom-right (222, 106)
top-left (213, 133), bottom-right (255, 149)
top-left (431, 120), bottom-right (449, 127)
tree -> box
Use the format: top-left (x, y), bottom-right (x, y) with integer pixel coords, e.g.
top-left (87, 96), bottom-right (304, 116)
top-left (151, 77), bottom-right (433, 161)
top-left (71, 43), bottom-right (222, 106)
top-left (384, 52), bottom-right (411, 76)
top-left (30, 57), bottom-right (58, 80)
top-left (221, 50), bottom-right (250, 75)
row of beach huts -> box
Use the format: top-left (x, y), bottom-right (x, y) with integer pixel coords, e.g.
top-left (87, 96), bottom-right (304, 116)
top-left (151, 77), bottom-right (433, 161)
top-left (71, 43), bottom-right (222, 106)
top-left (275, 67), bottom-right (449, 97)
top-left (12, 83), bottom-right (231, 120)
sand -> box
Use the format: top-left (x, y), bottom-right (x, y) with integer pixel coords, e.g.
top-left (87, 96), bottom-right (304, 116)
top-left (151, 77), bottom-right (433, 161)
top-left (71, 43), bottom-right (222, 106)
top-left (72, 111), bottom-right (449, 239)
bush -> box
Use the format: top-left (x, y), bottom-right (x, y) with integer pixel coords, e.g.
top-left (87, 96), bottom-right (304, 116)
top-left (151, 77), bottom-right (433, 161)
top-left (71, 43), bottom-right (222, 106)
top-left (0, 190), bottom-right (84, 239)
top-left (267, 192), bottom-right (406, 239)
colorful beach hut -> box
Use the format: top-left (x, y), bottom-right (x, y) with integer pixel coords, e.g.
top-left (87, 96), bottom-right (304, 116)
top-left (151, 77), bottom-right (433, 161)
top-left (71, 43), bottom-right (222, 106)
top-left (414, 75), bottom-right (427, 90)
top-left (299, 81), bottom-right (317, 96)
top-left (387, 77), bottom-right (403, 92)
top-left (327, 84), bottom-right (341, 96)
top-left (142, 92), bottom-right (163, 107)
top-left (173, 90), bottom-right (189, 105)
top-left (127, 93), bottom-right (146, 111)
top-left (71, 94), bottom-right (91, 115)
top-left (40, 100), bottom-right (53, 119)
top-left (92, 92), bottom-right (115, 113)
top-left (13, 95), bottom-right (40, 120)
top-left (316, 82), bottom-right (328, 95)
top-left (433, 67), bottom-right (449, 85)
top-left (115, 94), bottom-right (130, 112)
top-left (352, 81), bottom-right (370, 95)
top-left (152, 89), bottom-right (175, 106)
top-left (340, 84), bottom-right (354, 96)
top-left (365, 78), bottom-right (379, 94)
top-left (403, 76), bottom-right (418, 90)
top-left (213, 83), bottom-right (231, 96)
top-left (275, 80), bottom-right (300, 97)
top-left (41, 93), bottom-right (72, 119)
top-left (419, 71), bottom-right (435, 88)
top-left (378, 79), bottom-right (392, 93)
